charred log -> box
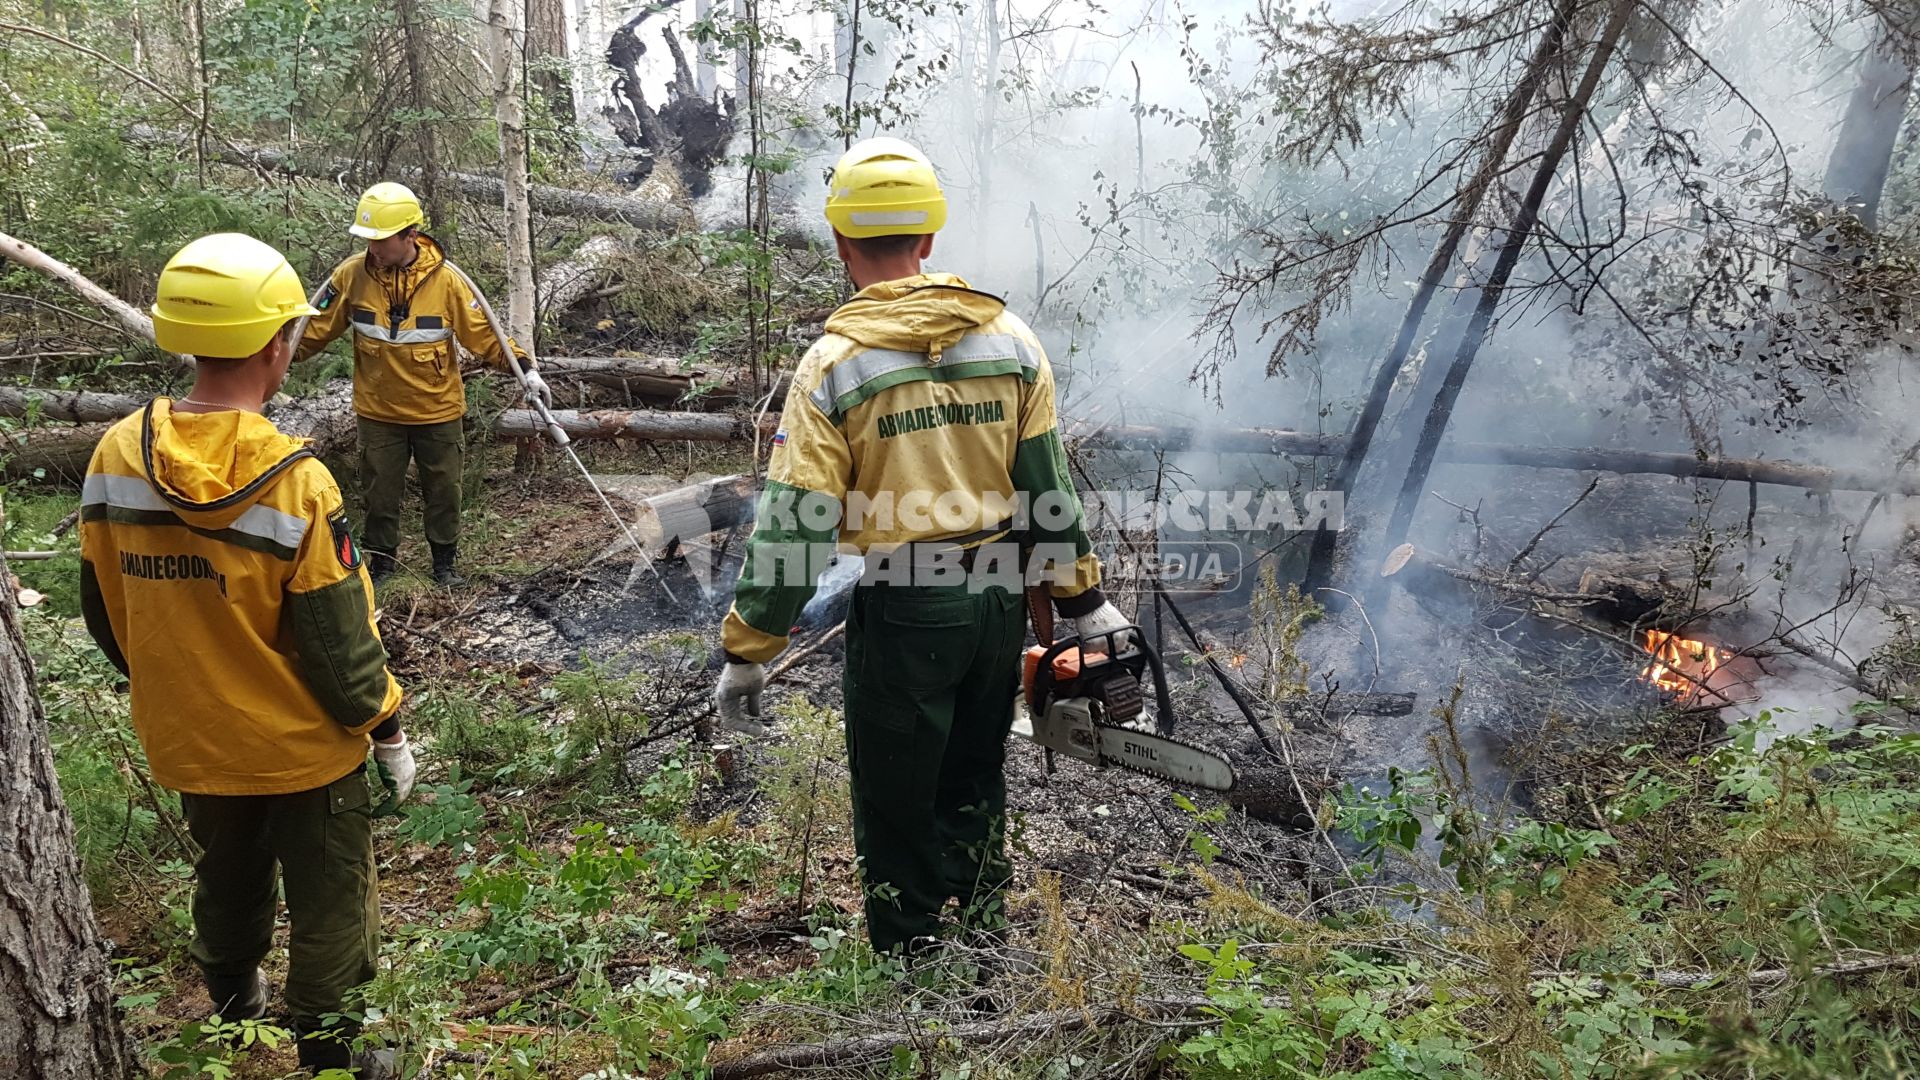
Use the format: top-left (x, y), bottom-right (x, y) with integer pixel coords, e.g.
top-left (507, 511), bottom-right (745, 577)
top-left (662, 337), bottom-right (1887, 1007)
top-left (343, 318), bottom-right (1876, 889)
top-left (1381, 543), bottom-right (1682, 626)
top-left (611, 473), bottom-right (757, 556)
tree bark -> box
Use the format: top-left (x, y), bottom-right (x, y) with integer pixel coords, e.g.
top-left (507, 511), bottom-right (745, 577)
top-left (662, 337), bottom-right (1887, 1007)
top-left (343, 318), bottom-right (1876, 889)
top-left (489, 0), bottom-right (538, 352)
top-left (627, 473), bottom-right (756, 554)
top-left (1382, 0), bottom-right (1638, 554)
top-left (494, 406), bottom-right (751, 442)
top-left (0, 551), bottom-right (139, 1079)
top-left (0, 424), bottom-right (109, 483)
top-left (1824, 3), bottom-right (1920, 229)
top-left (0, 386), bottom-right (147, 423)
top-left (536, 236), bottom-right (620, 323)
top-left (525, 0), bottom-right (576, 128)
top-left (394, 0), bottom-right (446, 227)
top-left (0, 231), bottom-right (190, 370)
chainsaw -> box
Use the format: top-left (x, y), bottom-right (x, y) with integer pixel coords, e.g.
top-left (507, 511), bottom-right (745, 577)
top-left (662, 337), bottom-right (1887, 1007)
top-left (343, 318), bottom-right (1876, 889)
top-left (1012, 622), bottom-right (1236, 792)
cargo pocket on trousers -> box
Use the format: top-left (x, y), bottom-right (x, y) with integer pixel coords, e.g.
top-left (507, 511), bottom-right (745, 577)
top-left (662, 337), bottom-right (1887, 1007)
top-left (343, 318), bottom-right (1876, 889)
top-left (328, 770), bottom-right (374, 818)
top-left (876, 592), bottom-right (977, 692)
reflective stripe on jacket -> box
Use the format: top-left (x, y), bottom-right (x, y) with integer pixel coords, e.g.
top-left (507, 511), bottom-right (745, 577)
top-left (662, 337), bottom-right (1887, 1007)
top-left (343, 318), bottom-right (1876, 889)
top-left (721, 272), bottom-right (1104, 663)
top-left (79, 400), bottom-right (404, 795)
top-left (296, 235), bottom-right (526, 425)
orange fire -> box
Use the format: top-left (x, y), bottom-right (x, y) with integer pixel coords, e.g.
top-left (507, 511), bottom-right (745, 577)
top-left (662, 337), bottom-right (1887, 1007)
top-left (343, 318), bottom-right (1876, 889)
top-left (1639, 630), bottom-right (1728, 696)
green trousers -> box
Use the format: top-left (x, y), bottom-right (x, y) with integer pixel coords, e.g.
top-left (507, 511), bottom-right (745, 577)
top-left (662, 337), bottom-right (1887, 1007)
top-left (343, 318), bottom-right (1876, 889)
top-left (842, 582), bottom-right (1026, 953)
top-left (179, 769), bottom-right (378, 1045)
top-left (356, 416), bottom-right (464, 552)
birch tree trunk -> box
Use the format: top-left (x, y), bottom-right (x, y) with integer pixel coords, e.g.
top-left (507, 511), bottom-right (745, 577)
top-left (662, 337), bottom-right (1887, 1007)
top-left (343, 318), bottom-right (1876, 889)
top-left (489, 0), bottom-right (539, 352)
top-left (0, 552), bottom-right (139, 1079)
top-left (0, 230), bottom-right (190, 370)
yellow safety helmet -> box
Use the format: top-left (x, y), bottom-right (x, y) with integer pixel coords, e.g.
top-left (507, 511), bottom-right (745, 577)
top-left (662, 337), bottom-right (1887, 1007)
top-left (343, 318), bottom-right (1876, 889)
top-left (823, 137), bottom-right (947, 238)
top-left (349, 181), bottom-right (425, 240)
top-left (150, 234), bottom-right (320, 359)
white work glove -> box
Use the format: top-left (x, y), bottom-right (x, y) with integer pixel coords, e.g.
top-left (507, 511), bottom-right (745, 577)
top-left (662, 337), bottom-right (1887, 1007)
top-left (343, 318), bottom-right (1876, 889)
top-left (1069, 600), bottom-right (1135, 653)
top-left (520, 367), bottom-right (552, 411)
top-left (371, 733), bottom-right (417, 815)
top-left (715, 661), bottom-right (768, 737)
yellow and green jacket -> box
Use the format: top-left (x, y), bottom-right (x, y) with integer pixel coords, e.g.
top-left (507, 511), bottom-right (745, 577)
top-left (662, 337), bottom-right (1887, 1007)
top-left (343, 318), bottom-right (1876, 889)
top-left (721, 273), bottom-right (1104, 663)
top-left (296, 234), bottom-right (527, 425)
top-left (79, 400), bottom-right (404, 796)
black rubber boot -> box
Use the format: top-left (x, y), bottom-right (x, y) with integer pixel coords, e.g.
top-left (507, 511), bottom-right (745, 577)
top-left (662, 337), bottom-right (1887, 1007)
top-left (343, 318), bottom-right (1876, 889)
top-left (430, 542), bottom-right (466, 587)
top-left (206, 968), bottom-right (268, 1022)
top-left (365, 546), bottom-right (397, 584)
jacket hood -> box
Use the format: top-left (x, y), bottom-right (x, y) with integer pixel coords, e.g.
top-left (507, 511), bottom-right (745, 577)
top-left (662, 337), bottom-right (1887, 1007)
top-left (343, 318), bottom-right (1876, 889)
top-left (370, 233), bottom-right (446, 286)
top-left (824, 273), bottom-right (1005, 361)
top-left (141, 399), bottom-right (314, 529)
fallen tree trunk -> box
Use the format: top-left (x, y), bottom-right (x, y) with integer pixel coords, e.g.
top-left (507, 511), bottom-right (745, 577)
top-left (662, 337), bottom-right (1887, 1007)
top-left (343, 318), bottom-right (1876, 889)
top-left (11, 380), bottom-right (1912, 499)
top-left (1, 424), bottom-right (107, 483)
top-left (126, 124), bottom-right (694, 233)
top-left (1381, 543), bottom-right (1683, 626)
top-left (1076, 422), bottom-right (1920, 496)
top-left (1070, 421), bottom-right (1346, 457)
top-left (0, 386), bottom-right (145, 424)
top-left (633, 473), bottom-right (756, 554)
top-left (538, 356), bottom-right (709, 401)
top-left (536, 236), bottom-right (620, 322)
top-left (494, 407), bottom-right (750, 443)
top-left (0, 231), bottom-right (190, 370)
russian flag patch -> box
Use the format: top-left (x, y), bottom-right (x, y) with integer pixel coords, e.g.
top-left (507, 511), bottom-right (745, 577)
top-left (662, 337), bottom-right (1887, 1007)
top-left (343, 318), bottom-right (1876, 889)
top-left (772, 430), bottom-right (787, 446)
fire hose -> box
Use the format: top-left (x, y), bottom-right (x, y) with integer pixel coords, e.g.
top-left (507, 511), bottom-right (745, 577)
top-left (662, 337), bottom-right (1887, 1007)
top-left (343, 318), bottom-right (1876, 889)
top-left (457, 271), bottom-right (678, 603)
top-left (505, 351), bottom-right (679, 604)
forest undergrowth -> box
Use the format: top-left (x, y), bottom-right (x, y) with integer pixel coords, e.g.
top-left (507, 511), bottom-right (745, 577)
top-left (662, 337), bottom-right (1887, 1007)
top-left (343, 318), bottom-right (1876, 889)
top-left (10, 465), bottom-right (1920, 1079)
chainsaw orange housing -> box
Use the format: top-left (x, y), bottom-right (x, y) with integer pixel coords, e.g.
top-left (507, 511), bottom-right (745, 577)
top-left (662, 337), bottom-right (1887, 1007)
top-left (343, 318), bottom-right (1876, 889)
top-left (1023, 643), bottom-right (1108, 711)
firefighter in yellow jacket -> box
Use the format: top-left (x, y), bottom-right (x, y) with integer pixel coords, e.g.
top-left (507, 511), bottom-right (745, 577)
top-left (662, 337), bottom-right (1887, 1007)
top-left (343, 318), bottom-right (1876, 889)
top-left (714, 138), bottom-right (1132, 953)
top-left (297, 182), bottom-right (548, 585)
top-left (81, 234), bottom-right (408, 1077)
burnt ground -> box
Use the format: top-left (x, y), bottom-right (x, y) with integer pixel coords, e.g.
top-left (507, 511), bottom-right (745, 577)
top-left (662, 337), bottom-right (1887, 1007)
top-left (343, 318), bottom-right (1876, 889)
top-left (387, 462), bottom-right (1334, 908)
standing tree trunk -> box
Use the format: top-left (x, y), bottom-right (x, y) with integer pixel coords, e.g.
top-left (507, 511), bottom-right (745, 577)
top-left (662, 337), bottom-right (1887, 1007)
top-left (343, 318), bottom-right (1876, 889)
top-left (489, 0), bottom-right (539, 352)
top-left (395, 0), bottom-right (446, 229)
top-left (525, 0), bottom-right (576, 130)
top-left (1300, 0), bottom-right (1578, 597)
top-left (0, 551), bottom-right (138, 1079)
top-left (1825, 3), bottom-right (1920, 229)
top-left (1380, 0), bottom-right (1638, 556)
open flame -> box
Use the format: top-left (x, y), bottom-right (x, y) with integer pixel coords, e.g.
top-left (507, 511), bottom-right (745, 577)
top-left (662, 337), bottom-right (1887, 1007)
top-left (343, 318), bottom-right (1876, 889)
top-left (1639, 630), bottom-right (1729, 697)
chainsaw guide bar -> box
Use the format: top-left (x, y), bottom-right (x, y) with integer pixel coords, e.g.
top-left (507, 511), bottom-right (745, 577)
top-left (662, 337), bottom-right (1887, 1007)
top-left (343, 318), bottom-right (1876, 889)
top-left (1014, 622), bottom-right (1236, 792)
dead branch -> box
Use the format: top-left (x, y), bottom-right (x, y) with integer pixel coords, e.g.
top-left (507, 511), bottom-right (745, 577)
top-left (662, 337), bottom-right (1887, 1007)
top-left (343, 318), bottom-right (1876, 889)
top-left (0, 22), bottom-right (264, 177)
top-left (709, 952), bottom-right (1920, 1077)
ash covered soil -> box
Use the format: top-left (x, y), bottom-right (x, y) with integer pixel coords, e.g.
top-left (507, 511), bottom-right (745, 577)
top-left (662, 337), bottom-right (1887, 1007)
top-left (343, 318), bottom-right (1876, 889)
top-left (383, 466), bottom-right (1340, 923)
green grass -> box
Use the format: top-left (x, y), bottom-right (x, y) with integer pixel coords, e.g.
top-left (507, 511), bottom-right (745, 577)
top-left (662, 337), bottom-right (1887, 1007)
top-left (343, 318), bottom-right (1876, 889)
top-left (3, 488), bottom-right (84, 616)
